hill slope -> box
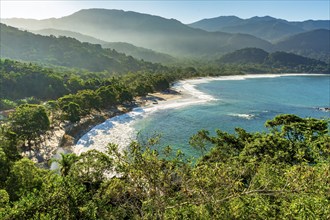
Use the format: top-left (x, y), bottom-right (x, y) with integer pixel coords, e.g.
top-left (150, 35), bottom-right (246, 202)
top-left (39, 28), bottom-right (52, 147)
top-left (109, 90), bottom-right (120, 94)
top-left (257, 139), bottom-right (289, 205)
top-left (189, 16), bottom-right (330, 42)
top-left (218, 48), bottom-right (327, 69)
top-left (274, 29), bottom-right (330, 62)
top-left (218, 48), bottom-right (269, 64)
top-left (1, 9), bottom-right (272, 58)
top-left (32, 28), bottom-right (175, 63)
top-left (0, 24), bottom-right (163, 73)
top-left (102, 42), bottom-right (175, 64)
top-left (32, 28), bottom-right (107, 44)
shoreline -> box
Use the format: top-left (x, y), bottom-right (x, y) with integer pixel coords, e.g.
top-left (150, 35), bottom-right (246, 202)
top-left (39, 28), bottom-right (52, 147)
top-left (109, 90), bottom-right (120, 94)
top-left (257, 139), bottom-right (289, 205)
top-left (32, 73), bottom-right (329, 164)
top-left (73, 73), bottom-right (329, 156)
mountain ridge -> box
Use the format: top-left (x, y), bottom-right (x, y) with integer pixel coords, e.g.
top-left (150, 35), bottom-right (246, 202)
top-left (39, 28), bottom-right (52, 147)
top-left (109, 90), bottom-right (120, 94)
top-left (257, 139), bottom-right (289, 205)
top-left (1, 9), bottom-right (273, 58)
top-left (1, 9), bottom-right (328, 62)
top-left (31, 28), bottom-right (175, 63)
top-left (218, 47), bottom-right (327, 68)
top-left (0, 23), bottom-right (165, 73)
top-left (189, 15), bottom-right (330, 42)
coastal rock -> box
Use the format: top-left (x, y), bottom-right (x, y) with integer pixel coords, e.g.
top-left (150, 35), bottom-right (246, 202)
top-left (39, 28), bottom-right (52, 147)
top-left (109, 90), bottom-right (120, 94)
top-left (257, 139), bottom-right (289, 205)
top-left (316, 107), bottom-right (330, 112)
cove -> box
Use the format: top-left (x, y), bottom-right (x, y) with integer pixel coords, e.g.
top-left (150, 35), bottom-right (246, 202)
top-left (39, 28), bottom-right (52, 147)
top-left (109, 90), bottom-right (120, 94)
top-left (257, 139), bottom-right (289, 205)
top-left (74, 74), bottom-right (330, 158)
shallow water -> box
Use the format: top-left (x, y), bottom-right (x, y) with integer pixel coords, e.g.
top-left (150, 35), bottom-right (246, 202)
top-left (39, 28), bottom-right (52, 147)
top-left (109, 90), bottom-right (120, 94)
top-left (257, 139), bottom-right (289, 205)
top-left (133, 74), bottom-right (330, 158)
top-left (74, 74), bottom-right (330, 158)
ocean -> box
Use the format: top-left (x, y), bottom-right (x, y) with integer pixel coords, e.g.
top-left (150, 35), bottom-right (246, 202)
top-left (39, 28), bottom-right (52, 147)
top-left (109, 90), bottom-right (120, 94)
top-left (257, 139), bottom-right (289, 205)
top-left (74, 74), bottom-right (330, 158)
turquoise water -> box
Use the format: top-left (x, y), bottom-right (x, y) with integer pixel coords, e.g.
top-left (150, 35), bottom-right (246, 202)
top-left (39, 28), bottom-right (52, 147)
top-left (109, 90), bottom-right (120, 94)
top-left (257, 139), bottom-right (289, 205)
top-left (133, 75), bottom-right (330, 158)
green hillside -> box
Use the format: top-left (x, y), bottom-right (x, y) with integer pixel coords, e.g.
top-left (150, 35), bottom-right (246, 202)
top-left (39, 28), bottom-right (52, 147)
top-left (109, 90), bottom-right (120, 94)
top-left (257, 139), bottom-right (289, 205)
top-left (32, 28), bottom-right (107, 44)
top-left (1, 9), bottom-right (273, 58)
top-left (0, 24), bottom-right (164, 73)
top-left (32, 29), bottom-right (175, 64)
top-left (218, 48), bottom-right (328, 73)
top-left (274, 29), bottom-right (330, 62)
top-left (102, 42), bottom-right (175, 64)
top-left (217, 48), bottom-right (269, 64)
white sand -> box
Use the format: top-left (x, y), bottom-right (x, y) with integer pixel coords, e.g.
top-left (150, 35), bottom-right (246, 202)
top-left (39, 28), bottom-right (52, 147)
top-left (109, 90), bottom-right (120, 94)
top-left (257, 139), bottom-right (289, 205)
top-left (73, 73), bottom-right (325, 155)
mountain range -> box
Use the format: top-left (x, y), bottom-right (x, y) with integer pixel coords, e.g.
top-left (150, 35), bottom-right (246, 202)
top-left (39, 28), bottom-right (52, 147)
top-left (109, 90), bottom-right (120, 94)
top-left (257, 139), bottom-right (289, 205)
top-left (189, 15), bottom-right (330, 42)
top-left (31, 28), bottom-right (175, 64)
top-left (218, 47), bottom-right (326, 66)
top-left (0, 9), bottom-right (273, 58)
top-left (0, 23), bottom-right (164, 73)
top-left (1, 9), bottom-right (329, 63)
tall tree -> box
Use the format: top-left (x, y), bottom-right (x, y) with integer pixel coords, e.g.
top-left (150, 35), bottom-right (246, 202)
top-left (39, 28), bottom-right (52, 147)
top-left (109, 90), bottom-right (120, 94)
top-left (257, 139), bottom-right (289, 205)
top-left (9, 104), bottom-right (50, 147)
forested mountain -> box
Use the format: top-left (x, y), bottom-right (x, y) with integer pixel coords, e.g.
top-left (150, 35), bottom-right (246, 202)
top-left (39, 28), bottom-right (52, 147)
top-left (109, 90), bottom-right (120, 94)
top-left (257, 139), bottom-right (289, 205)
top-left (0, 24), bottom-right (164, 73)
top-left (218, 48), bottom-right (327, 71)
top-left (32, 28), bottom-right (107, 44)
top-left (189, 16), bottom-right (330, 42)
top-left (32, 29), bottom-right (175, 63)
top-left (0, 59), bottom-right (69, 102)
top-left (274, 29), bottom-right (330, 62)
top-left (218, 48), bottom-right (269, 64)
top-left (1, 9), bottom-right (273, 58)
top-left (102, 42), bottom-right (175, 64)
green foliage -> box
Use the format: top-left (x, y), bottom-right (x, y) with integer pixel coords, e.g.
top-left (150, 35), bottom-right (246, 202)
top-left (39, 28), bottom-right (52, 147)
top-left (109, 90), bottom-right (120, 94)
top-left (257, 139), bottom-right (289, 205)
top-left (61, 102), bottom-right (81, 123)
top-left (0, 99), bottom-right (17, 110)
top-left (275, 29), bottom-right (330, 63)
top-left (1, 61), bottom-right (329, 220)
top-left (218, 47), bottom-right (269, 64)
top-left (8, 104), bottom-right (50, 146)
top-left (218, 48), bottom-right (328, 73)
top-left (52, 153), bottom-right (79, 177)
top-left (0, 114), bottom-right (327, 219)
top-left (5, 158), bottom-right (47, 201)
top-left (0, 147), bottom-right (10, 187)
top-left (0, 59), bottom-right (69, 102)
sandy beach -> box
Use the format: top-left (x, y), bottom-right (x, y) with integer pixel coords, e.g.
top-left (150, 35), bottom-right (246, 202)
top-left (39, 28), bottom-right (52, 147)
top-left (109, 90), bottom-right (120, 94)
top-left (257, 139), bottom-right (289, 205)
top-left (72, 73), bottom-right (327, 156)
top-left (72, 78), bottom-right (216, 155)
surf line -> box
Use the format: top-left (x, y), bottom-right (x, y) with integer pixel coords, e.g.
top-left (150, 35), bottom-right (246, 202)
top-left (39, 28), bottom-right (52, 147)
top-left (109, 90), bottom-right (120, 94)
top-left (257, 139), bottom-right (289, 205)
top-left (74, 73), bottom-right (324, 155)
top-left (73, 79), bottom-right (218, 155)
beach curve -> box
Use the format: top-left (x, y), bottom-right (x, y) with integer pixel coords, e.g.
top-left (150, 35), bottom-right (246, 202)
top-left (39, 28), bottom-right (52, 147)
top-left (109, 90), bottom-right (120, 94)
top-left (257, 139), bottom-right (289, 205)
top-left (73, 73), bottom-right (326, 155)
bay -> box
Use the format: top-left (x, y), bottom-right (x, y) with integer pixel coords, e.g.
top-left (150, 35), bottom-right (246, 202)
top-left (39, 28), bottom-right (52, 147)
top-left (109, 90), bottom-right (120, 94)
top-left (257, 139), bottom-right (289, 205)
top-left (133, 74), bottom-right (330, 158)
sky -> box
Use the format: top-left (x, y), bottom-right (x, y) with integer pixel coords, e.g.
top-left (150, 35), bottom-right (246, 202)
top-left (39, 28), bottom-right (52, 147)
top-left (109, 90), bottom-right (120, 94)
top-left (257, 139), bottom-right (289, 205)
top-left (1, 0), bottom-right (329, 23)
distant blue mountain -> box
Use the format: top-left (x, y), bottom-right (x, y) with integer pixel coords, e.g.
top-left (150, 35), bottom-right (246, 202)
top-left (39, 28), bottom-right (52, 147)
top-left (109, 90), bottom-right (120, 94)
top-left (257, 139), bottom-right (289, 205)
top-left (1, 9), bottom-right (272, 58)
top-left (189, 16), bottom-right (330, 42)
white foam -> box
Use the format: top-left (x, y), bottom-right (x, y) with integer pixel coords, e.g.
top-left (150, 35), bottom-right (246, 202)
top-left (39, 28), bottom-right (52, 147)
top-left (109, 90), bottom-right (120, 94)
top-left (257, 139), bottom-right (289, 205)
top-left (73, 73), bottom-right (325, 155)
top-left (73, 81), bottom-right (218, 155)
top-left (228, 113), bottom-right (255, 120)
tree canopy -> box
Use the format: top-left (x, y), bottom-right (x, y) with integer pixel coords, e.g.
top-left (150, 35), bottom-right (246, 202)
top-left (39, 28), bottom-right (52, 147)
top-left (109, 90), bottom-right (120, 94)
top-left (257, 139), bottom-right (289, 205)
top-left (0, 114), bottom-right (329, 219)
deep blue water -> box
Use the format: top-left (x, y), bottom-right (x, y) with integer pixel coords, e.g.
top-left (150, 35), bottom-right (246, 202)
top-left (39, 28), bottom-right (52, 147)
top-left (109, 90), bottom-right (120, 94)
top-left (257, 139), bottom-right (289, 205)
top-left (133, 75), bottom-right (330, 158)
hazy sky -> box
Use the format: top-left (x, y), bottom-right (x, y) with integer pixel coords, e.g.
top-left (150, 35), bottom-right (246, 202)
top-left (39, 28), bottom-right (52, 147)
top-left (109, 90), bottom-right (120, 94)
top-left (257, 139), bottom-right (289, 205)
top-left (1, 1), bottom-right (329, 23)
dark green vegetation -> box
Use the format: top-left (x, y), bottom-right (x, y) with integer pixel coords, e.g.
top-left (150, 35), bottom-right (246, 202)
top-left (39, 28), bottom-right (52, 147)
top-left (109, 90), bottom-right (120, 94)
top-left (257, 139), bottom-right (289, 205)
top-left (274, 29), bottom-right (330, 63)
top-left (217, 48), bottom-right (328, 73)
top-left (1, 8), bottom-right (329, 218)
top-left (0, 60), bottom-right (329, 219)
top-left (0, 114), bottom-right (329, 219)
top-left (0, 24), bottom-right (164, 73)
top-left (0, 58), bottom-right (237, 111)
top-left (0, 58), bottom-right (175, 113)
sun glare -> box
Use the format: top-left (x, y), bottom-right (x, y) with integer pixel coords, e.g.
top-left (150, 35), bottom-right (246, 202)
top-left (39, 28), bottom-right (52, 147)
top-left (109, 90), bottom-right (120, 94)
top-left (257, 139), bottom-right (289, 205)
top-left (0, 1), bottom-right (78, 19)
